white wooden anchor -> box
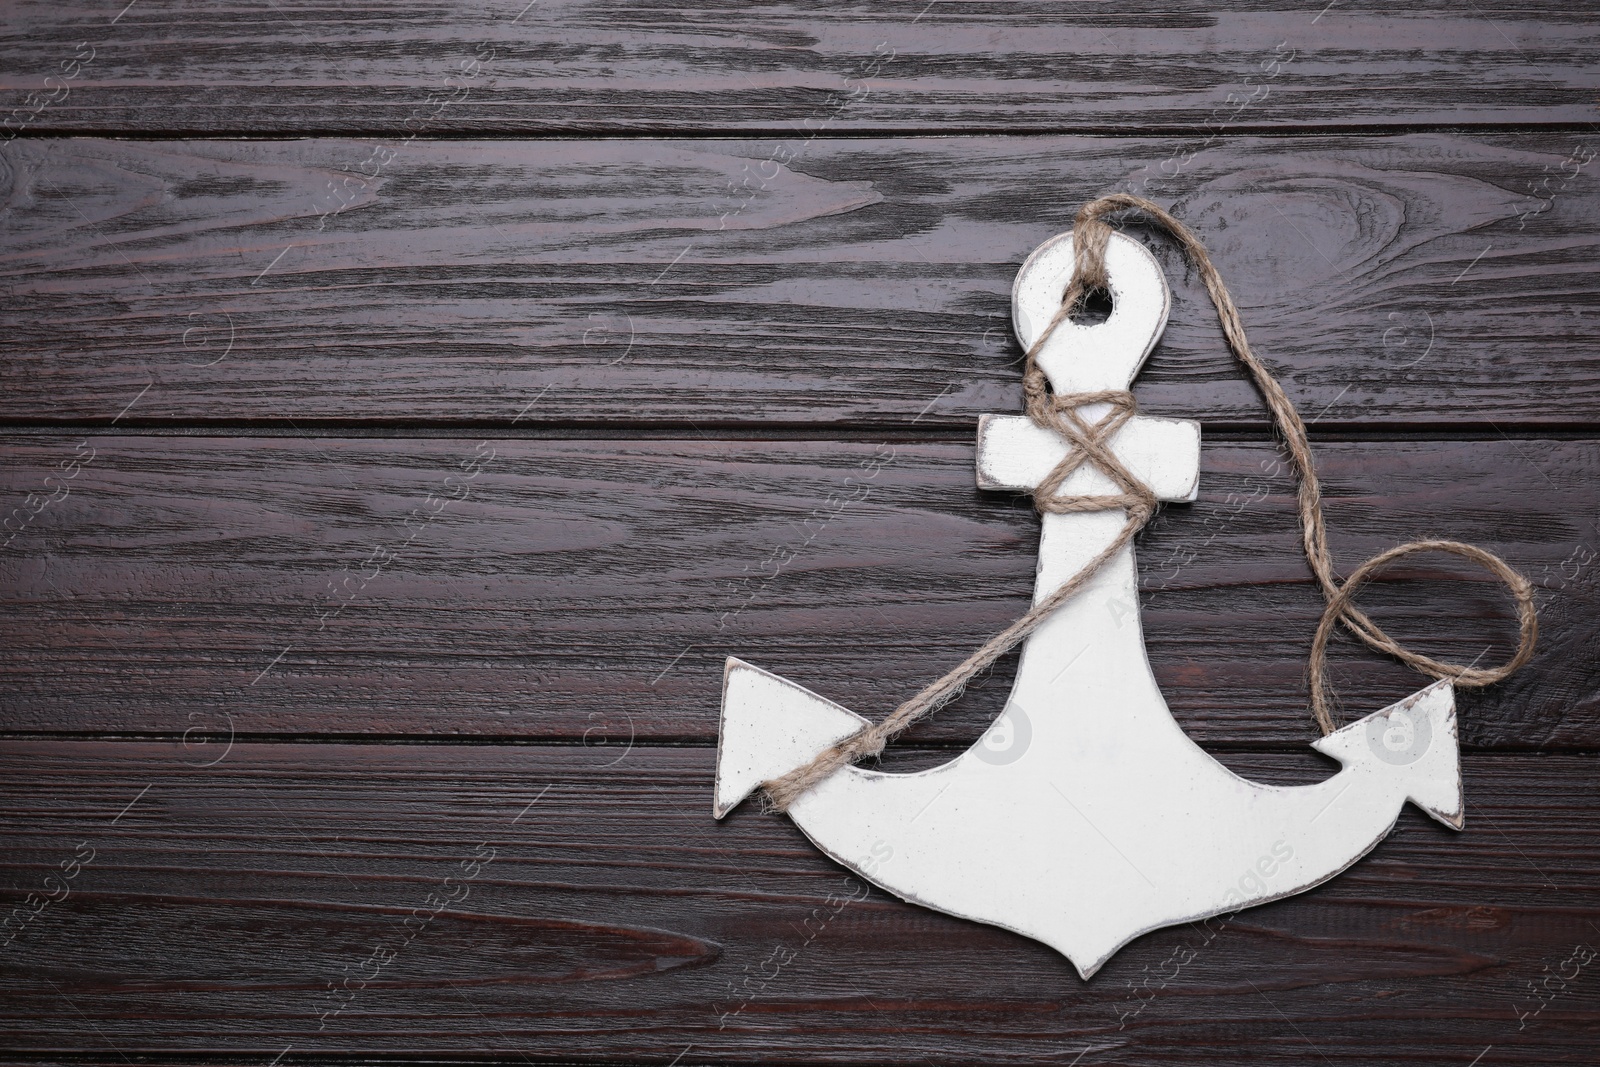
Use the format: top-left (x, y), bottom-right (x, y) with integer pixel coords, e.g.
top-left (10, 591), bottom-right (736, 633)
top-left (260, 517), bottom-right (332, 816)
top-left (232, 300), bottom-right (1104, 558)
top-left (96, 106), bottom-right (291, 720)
top-left (713, 230), bottom-right (1464, 979)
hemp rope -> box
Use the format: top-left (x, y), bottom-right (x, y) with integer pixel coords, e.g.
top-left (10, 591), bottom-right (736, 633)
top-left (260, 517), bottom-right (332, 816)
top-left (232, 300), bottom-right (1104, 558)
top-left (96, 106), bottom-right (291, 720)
top-left (762, 193), bottom-right (1538, 812)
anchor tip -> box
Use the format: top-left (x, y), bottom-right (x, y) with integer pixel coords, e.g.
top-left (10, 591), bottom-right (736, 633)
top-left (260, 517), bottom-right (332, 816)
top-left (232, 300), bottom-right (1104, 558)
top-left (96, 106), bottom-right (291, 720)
top-left (1313, 680), bottom-right (1463, 831)
top-left (714, 660), bottom-right (870, 819)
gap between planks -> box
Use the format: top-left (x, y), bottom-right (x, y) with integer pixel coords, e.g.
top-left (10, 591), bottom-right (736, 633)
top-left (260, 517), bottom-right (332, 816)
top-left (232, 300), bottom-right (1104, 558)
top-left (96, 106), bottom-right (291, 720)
top-left (3, 421), bottom-right (1600, 443)
top-left (6, 121), bottom-right (1600, 141)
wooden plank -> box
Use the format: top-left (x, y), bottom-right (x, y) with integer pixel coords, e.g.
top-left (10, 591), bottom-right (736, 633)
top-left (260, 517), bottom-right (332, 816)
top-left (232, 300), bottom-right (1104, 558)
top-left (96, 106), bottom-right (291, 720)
top-left (2, 2), bottom-right (1598, 134)
top-left (3, 134), bottom-right (1597, 429)
top-left (0, 740), bottom-right (1595, 1063)
top-left (1, 435), bottom-right (1592, 748)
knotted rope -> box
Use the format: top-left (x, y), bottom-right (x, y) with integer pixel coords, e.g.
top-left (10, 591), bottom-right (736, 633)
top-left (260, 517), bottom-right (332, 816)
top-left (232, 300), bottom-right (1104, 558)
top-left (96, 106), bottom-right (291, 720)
top-left (762, 193), bottom-right (1537, 812)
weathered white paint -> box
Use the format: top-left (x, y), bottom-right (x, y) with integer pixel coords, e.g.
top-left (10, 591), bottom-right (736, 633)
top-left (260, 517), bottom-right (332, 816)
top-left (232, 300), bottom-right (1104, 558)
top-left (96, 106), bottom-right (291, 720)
top-left (714, 229), bottom-right (1464, 979)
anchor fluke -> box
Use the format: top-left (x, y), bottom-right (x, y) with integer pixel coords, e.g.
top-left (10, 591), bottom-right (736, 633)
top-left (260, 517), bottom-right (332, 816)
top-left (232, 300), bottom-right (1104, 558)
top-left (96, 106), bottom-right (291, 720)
top-left (1311, 680), bottom-right (1465, 830)
top-left (714, 658), bottom-right (870, 819)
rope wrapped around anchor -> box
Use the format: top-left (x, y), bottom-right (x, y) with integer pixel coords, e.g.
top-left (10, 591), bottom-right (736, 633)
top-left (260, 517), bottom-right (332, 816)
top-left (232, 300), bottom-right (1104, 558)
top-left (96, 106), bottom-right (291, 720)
top-left (1022, 385), bottom-right (1155, 521)
top-left (760, 193), bottom-right (1538, 813)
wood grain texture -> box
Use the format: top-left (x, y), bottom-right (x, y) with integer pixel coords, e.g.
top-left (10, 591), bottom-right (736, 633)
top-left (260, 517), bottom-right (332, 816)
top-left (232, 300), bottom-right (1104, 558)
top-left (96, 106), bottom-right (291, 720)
top-left (0, 740), bottom-right (1596, 1064)
top-left (2, 1), bottom-right (1599, 134)
top-left (2, 5), bottom-right (1596, 1061)
top-left (1, 434), bottom-right (1592, 748)
top-left (3, 133), bottom-right (1600, 428)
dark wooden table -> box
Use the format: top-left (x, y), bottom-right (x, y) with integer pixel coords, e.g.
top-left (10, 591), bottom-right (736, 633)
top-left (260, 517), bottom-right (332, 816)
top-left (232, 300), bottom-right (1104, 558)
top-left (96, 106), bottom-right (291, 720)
top-left (3, 3), bottom-right (1598, 1064)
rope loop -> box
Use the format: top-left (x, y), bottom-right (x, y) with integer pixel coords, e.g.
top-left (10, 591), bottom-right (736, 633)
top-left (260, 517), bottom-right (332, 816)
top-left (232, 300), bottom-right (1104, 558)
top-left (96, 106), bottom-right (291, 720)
top-left (1307, 539), bottom-right (1539, 735)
